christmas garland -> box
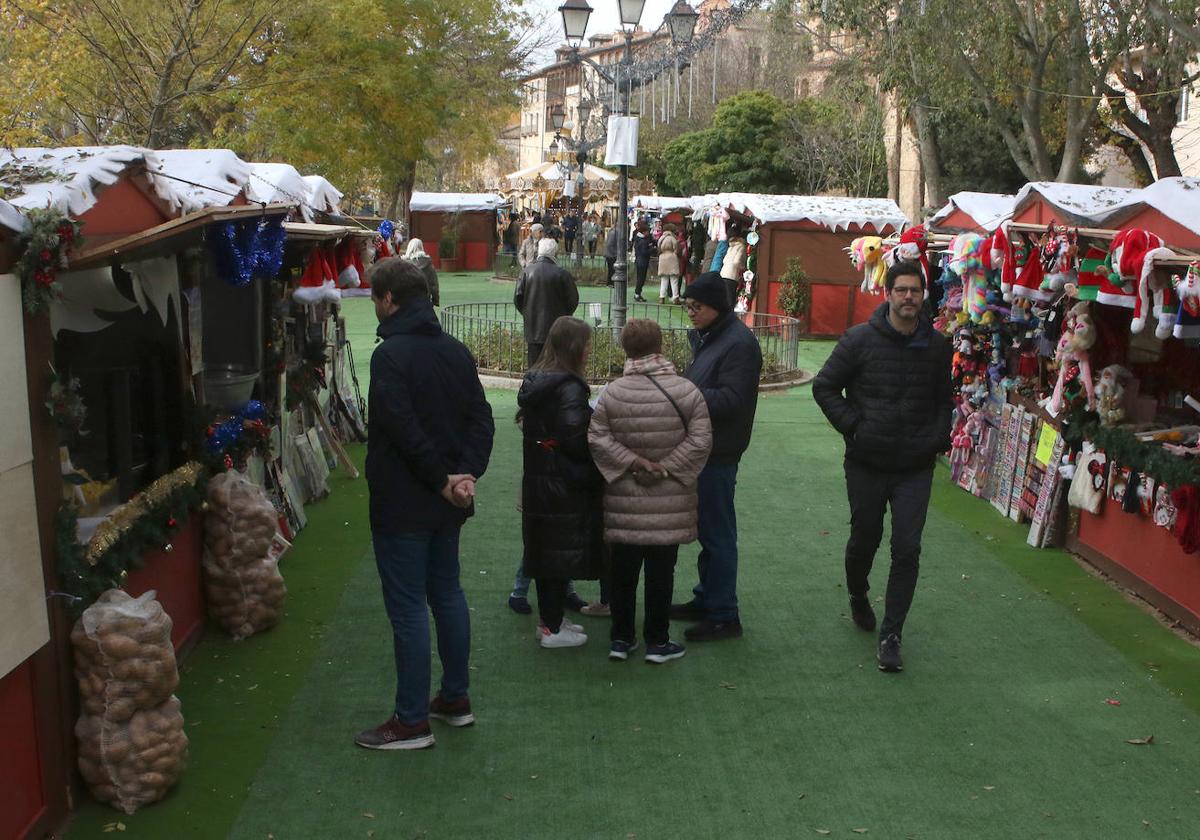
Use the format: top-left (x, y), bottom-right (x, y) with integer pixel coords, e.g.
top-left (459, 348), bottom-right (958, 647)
top-left (201, 399), bottom-right (273, 472)
top-left (208, 216), bottom-right (287, 287)
top-left (45, 365), bottom-right (87, 437)
top-left (1062, 406), bottom-right (1200, 490)
top-left (17, 208), bottom-right (82, 314)
top-left (57, 462), bottom-right (209, 612)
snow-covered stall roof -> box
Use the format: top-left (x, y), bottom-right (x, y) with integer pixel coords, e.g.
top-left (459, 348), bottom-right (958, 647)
top-left (0, 146), bottom-right (193, 218)
top-left (928, 191), bottom-right (1015, 231)
top-left (151, 149), bottom-right (251, 209)
top-left (0, 199), bottom-right (27, 234)
top-left (1012, 182), bottom-right (1138, 226)
top-left (303, 175), bottom-right (343, 215)
top-left (632, 195), bottom-right (693, 212)
top-left (704, 193), bottom-right (908, 232)
top-left (409, 192), bottom-right (501, 213)
top-left (247, 162), bottom-right (314, 220)
top-left (1114, 176), bottom-right (1200, 237)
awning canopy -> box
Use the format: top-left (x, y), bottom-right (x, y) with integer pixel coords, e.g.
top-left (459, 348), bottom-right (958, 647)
top-left (693, 193), bottom-right (908, 233)
top-left (409, 192), bottom-right (502, 213)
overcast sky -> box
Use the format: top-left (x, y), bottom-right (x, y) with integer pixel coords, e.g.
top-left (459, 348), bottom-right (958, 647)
top-left (525, 0), bottom-right (679, 64)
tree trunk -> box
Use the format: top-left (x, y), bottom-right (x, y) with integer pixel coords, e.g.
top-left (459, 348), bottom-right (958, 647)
top-left (909, 101), bottom-right (944, 208)
top-left (1109, 132), bottom-right (1156, 186)
top-left (384, 160), bottom-right (418, 221)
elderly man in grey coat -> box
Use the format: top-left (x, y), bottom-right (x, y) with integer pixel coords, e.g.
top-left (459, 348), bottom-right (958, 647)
top-left (519, 223), bottom-right (544, 269)
top-left (514, 238), bottom-right (579, 367)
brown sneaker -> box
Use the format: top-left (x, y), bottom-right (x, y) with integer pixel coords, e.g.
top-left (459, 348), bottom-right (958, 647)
top-left (353, 716), bottom-right (435, 750)
top-left (429, 693), bottom-right (475, 727)
top-left (580, 600), bottom-right (610, 617)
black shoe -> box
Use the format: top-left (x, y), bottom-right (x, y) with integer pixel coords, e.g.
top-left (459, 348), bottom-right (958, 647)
top-left (565, 592), bottom-right (588, 613)
top-left (633, 294), bottom-right (647, 302)
top-left (669, 600), bottom-right (705, 621)
top-left (877, 634), bottom-right (903, 672)
top-left (684, 619), bottom-right (743, 642)
top-left (508, 595), bottom-right (532, 615)
top-left (849, 597), bottom-right (876, 632)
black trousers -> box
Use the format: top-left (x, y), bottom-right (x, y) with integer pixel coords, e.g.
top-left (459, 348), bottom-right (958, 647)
top-left (526, 341), bottom-right (544, 368)
top-left (605, 258), bottom-right (615, 286)
top-left (844, 459), bottom-right (934, 640)
top-left (588, 240), bottom-right (598, 257)
top-left (535, 578), bottom-right (569, 632)
top-left (564, 235), bottom-right (575, 254)
top-left (635, 261), bottom-right (650, 296)
top-left (609, 543), bottom-right (679, 646)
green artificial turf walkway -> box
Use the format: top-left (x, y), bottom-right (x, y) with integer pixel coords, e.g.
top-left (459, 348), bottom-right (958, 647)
top-left (65, 275), bottom-right (1200, 839)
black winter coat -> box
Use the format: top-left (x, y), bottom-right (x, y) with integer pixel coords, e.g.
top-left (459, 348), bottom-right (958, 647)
top-left (812, 302), bottom-right (953, 473)
top-left (366, 299), bottom-right (495, 534)
top-left (518, 370), bottom-right (605, 580)
top-left (685, 312), bottom-right (763, 464)
top-left (514, 257), bottom-right (579, 343)
top-left (632, 230), bottom-right (655, 266)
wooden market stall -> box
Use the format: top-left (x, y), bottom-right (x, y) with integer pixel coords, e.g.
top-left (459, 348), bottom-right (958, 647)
top-left (703, 193), bottom-right (908, 336)
top-left (408, 192), bottom-right (502, 271)
top-left (928, 191), bottom-right (1015, 234)
top-left (1009, 181), bottom-right (1140, 229)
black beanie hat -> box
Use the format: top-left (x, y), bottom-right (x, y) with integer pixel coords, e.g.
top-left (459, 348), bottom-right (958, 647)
top-left (683, 271), bottom-right (732, 312)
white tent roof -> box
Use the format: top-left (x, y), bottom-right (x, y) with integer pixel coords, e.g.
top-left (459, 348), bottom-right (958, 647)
top-left (302, 175), bottom-right (344, 215)
top-left (410, 191), bottom-right (501, 213)
top-left (696, 193), bottom-right (908, 232)
top-left (0, 199), bottom-right (27, 234)
top-left (151, 149), bottom-right (251, 209)
top-left (506, 161), bottom-right (618, 184)
top-left (247, 162), bottom-right (314, 220)
top-left (928, 191), bottom-right (1015, 231)
top-left (1114, 176), bottom-right (1200, 237)
top-left (0, 145), bottom-right (194, 218)
top-left (631, 195), bottom-right (693, 212)
top-left (1012, 182), bottom-right (1139, 226)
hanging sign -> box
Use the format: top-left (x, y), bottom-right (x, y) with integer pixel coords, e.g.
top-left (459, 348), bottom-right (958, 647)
top-left (605, 116), bottom-right (639, 167)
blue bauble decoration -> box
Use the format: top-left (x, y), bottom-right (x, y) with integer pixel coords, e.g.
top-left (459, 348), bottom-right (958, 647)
top-left (241, 399), bottom-right (266, 421)
top-left (378, 220), bottom-right (395, 241)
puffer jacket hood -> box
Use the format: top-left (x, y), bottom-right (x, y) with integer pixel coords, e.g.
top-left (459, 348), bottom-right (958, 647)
top-left (408, 253), bottom-right (432, 270)
top-left (376, 297), bottom-right (441, 341)
top-left (517, 369), bottom-right (581, 412)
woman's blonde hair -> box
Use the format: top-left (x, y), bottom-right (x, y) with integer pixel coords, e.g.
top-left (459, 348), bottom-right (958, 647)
top-left (532, 316), bottom-right (592, 378)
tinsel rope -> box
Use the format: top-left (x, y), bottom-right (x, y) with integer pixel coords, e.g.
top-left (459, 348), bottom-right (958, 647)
top-left (84, 461), bottom-right (207, 566)
top-left (1062, 407), bottom-right (1200, 490)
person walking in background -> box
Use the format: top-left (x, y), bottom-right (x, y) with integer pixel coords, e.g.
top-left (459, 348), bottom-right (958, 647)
top-left (631, 219), bottom-right (655, 303)
top-left (519, 223), bottom-right (544, 269)
top-left (519, 316), bottom-right (606, 648)
top-left (589, 319), bottom-right (712, 663)
top-left (812, 261), bottom-right (953, 673)
top-left (604, 223), bottom-right (621, 287)
top-left (355, 258), bottom-right (495, 751)
top-left (401, 238), bottom-right (439, 307)
top-left (670, 272), bottom-right (762, 643)
top-left (688, 219), bottom-right (707, 284)
top-left (503, 213), bottom-right (520, 267)
top-left (514, 238), bottom-right (579, 368)
top-left (656, 224), bottom-right (682, 304)
top-left (562, 212), bottom-right (579, 255)
top-left (719, 223), bottom-right (747, 309)
top-left (584, 216), bottom-right (601, 258)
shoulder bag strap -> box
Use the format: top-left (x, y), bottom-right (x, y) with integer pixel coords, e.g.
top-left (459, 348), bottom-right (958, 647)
top-left (641, 374), bottom-right (687, 431)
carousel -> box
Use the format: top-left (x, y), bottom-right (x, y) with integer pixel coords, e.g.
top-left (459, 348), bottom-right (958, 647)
top-left (499, 160), bottom-right (622, 219)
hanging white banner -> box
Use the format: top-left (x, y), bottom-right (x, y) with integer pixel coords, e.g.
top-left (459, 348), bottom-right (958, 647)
top-left (605, 116), bottom-right (639, 167)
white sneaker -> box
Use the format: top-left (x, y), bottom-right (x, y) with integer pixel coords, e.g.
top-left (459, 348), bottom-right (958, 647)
top-left (536, 618), bottom-right (583, 638)
top-left (539, 624), bottom-right (588, 648)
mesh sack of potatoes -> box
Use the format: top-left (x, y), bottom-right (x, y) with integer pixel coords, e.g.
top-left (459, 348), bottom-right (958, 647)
top-left (71, 590), bottom-right (179, 722)
top-left (203, 470), bottom-right (287, 639)
top-left (75, 695), bottom-right (188, 814)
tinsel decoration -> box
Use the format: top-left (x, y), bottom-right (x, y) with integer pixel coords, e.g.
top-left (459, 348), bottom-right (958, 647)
top-left (17, 207), bottom-right (83, 314)
top-left (208, 216), bottom-right (287, 287)
top-left (1062, 406), bottom-right (1200, 490)
top-left (200, 400), bottom-right (273, 472)
top-left (57, 462), bottom-right (208, 611)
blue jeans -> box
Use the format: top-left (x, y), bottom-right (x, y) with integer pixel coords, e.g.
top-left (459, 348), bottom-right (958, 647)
top-left (373, 527), bottom-right (470, 725)
top-left (692, 460), bottom-right (740, 622)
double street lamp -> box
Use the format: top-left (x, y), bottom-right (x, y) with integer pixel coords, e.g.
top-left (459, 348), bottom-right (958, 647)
top-left (557, 0), bottom-right (699, 328)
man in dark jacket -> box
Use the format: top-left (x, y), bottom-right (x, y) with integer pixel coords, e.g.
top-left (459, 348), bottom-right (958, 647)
top-left (812, 260), bottom-right (953, 674)
top-left (631, 219), bottom-right (655, 303)
top-left (671, 271), bottom-right (762, 642)
top-left (514, 238), bottom-right (579, 366)
top-left (355, 258), bottom-right (495, 751)
top-left (604, 224), bottom-right (621, 286)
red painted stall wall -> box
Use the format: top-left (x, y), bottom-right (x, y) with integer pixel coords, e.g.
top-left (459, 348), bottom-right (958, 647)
top-left (1078, 506), bottom-right (1200, 622)
top-left (123, 515), bottom-right (204, 652)
top-left (0, 660), bottom-right (45, 840)
top-left (76, 178), bottom-right (169, 241)
top-left (930, 208), bottom-right (985, 233)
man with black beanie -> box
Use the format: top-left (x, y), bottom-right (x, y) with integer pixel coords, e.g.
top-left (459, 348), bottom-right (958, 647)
top-left (670, 271), bottom-right (762, 641)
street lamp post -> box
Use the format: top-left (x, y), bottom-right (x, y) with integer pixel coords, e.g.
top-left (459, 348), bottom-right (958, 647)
top-left (557, 0), bottom-right (697, 329)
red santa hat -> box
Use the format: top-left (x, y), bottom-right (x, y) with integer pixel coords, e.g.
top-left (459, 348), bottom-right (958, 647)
top-left (293, 246), bottom-right (341, 304)
top-left (335, 239), bottom-right (364, 289)
top-left (985, 223), bottom-right (1019, 300)
top-left (1104, 229), bottom-right (1174, 334)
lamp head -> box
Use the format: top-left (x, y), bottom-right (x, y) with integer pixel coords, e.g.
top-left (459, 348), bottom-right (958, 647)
top-left (559, 0), bottom-right (593, 44)
top-left (667, 0), bottom-right (699, 45)
top-left (618, 0), bottom-right (645, 29)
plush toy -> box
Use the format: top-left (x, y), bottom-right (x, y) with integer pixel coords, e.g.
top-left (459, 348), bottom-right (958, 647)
top-left (1094, 364), bottom-right (1131, 426)
top-left (1101, 228), bottom-right (1176, 335)
top-left (888, 225), bottom-right (931, 293)
top-left (1037, 225), bottom-right (1078, 294)
top-left (949, 233), bottom-right (990, 322)
top-left (848, 236), bottom-right (887, 294)
top-left (1172, 261), bottom-right (1200, 339)
top-left (1042, 300), bottom-right (1097, 417)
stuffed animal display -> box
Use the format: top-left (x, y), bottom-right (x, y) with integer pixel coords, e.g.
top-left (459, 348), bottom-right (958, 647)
top-left (1101, 228), bottom-right (1177, 336)
top-left (848, 236), bottom-right (887, 294)
top-left (948, 232), bottom-right (990, 322)
top-left (1042, 300), bottom-right (1097, 417)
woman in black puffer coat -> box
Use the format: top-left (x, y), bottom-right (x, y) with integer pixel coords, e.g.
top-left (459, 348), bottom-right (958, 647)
top-left (519, 316), bottom-right (606, 648)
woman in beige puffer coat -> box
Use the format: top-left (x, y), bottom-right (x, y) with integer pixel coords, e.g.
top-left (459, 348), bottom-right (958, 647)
top-left (588, 319), bottom-right (712, 663)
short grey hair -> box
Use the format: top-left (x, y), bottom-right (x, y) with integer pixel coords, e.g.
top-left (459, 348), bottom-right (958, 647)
top-left (537, 238), bottom-right (558, 258)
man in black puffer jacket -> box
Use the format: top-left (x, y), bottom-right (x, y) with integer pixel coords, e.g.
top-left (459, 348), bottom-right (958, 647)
top-left (813, 260), bottom-right (953, 674)
top-left (356, 258), bottom-right (495, 751)
top-left (671, 271), bottom-right (762, 642)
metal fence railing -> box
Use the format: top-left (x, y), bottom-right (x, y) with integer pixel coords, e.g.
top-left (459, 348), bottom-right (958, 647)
top-left (441, 301), bottom-right (803, 385)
